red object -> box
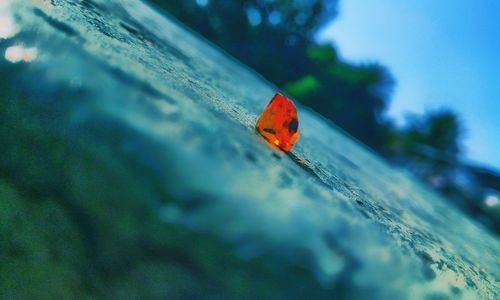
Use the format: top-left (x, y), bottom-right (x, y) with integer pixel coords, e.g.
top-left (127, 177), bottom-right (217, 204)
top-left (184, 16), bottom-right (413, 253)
top-left (256, 93), bottom-right (299, 152)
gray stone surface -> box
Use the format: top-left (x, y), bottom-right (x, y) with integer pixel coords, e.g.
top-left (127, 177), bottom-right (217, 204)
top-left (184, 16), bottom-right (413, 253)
top-left (0, 0), bottom-right (498, 299)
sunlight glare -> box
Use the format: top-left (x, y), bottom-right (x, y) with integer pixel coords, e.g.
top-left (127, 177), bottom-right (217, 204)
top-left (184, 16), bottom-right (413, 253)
top-left (5, 46), bottom-right (38, 63)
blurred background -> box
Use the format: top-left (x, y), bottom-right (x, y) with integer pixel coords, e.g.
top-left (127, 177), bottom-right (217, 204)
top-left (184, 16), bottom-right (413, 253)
top-left (148, 0), bottom-right (500, 232)
top-left (1, 1), bottom-right (499, 298)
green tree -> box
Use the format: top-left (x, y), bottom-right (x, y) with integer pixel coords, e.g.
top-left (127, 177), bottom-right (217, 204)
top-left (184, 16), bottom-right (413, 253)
top-left (385, 109), bottom-right (463, 180)
top-left (151, 0), bottom-right (337, 85)
top-left (402, 110), bottom-right (462, 157)
top-left (285, 44), bottom-right (393, 149)
top-left (150, 0), bottom-right (395, 149)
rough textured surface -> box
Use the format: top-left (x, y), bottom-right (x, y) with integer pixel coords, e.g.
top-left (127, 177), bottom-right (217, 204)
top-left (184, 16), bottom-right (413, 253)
top-left (0, 0), bottom-right (498, 299)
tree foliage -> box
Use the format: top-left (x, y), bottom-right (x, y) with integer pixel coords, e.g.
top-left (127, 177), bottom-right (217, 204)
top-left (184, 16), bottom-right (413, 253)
top-left (150, 0), bottom-right (462, 163)
top-left (151, 0), bottom-right (401, 148)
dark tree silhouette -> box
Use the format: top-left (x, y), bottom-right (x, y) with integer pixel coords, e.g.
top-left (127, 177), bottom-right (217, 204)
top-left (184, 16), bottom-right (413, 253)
top-left (149, 0), bottom-right (395, 149)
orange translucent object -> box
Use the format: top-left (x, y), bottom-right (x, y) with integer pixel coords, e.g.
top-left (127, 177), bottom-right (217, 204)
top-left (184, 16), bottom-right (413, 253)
top-left (256, 93), bottom-right (299, 152)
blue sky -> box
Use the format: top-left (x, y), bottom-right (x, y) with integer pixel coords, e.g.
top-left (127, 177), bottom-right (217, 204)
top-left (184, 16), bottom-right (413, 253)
top-left (317, 0), bottom-right (500, 171)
